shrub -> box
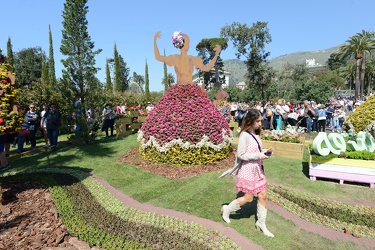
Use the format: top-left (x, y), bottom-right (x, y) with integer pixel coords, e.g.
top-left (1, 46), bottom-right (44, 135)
top-left (0, 49), bottom-right (23, 134)
top-left (345, 96), bottom-right (375, 136)
top-left (139, 143), bottom-right (232, 166)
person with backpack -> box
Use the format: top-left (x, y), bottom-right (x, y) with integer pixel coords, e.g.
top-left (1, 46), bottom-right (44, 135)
top-left (263, 100), bottom-right (273, 130)
top-left (41, 103), bottom-right (61, 151)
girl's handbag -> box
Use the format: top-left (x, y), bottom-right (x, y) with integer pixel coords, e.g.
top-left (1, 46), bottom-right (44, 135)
top-left (19, 128), bottom-right (30, 137)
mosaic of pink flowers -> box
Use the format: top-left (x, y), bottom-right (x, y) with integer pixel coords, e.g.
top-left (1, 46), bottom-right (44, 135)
top-left (140, 84), bottom-right (231, 145)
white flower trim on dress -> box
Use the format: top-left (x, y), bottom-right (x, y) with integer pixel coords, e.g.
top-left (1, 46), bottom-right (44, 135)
top-left (138, 129), bottom-right (232, 153)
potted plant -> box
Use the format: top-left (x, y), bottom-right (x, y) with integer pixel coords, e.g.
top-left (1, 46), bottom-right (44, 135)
top-left (260, 126), bottom-right (306, 160)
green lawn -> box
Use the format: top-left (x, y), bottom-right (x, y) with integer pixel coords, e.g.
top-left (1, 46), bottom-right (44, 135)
top-left (5, 132), bottom-right (375, 250)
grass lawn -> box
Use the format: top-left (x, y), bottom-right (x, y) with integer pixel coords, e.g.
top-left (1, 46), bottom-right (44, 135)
top-left (5, 132), bottom-right (375, 250)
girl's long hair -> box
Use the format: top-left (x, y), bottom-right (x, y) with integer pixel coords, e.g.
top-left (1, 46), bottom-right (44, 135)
top-left (240, 109), bottom-right (262, 135)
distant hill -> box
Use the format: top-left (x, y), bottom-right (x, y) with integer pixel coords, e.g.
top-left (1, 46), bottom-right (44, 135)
top-left (223, 45), bottom-right (341, 85)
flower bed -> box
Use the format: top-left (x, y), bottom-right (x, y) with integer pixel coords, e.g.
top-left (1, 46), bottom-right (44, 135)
top-left (309, 152), bottom-right (375, 188)
top-left (0, 49), bottom-right (23, 134)
top-left (268, 184), bottom-right (375, 238)
top-left (1, 168), bottom-right (240, 249)
top-left (309, 132), bottom-right (375, 187)
top-left (232, 126), bottom-right (306, 159)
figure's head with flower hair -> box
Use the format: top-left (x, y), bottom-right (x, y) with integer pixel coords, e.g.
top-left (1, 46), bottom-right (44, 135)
top-left (172, 31), bottom-right (185, 49)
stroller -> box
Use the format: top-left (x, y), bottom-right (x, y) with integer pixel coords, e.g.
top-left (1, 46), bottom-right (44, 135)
top-left (286, 112), bottom-right (304, 131)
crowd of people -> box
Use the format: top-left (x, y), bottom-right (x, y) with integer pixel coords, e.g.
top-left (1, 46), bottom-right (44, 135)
top-left (220, 95), bottom-right (368, 133)
top-left (219, 94), bottom-right (371, 236)
top-left (0, 99), bottom-right (155, 168)
top-left (0, 103), bottom-right (62, 171)
top-left (72, 100), bottom-right (154, 138)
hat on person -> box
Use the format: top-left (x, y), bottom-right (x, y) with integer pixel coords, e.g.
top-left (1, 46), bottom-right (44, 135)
top-left (147, 101), bottom-right (151, 104)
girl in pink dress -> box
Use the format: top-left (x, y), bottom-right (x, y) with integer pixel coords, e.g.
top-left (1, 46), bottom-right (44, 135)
top-left (222, 109), bottom-right (275, 237)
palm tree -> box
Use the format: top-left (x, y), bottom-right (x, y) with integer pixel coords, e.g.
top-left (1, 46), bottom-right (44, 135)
top-left (339, 61), bottom-right (356, 91)
top-left (132, 72), bottom-right (145, 93)
top-left (358, 31), bottom-right (375, 97)
top-left (337, 30), bottom-right (375, 100)
top-left (365, 59), bottom-right (375, 94)
top-left (166, 73), bottom-right (175, 88)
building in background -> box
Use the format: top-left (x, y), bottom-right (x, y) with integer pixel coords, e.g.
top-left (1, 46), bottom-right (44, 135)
top-left (193, 69), bottom-right (230, 90)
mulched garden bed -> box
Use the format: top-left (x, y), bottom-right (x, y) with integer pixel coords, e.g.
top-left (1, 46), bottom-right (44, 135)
top-left (117, 147), bottom-right (236, 179)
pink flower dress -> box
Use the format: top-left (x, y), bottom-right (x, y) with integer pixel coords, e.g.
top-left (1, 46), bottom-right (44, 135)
top-left (236, 133), bottom-right (266, 194)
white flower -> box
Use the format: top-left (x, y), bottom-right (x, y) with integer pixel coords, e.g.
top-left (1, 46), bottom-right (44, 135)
top-left (138, 128), bottom-right (231, 152)
top-left (172, 31), bottom-right (184, 49)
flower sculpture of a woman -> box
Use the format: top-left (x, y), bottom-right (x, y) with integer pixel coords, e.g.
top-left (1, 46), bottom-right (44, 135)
top-left (137, 31), bottom-right (232, 165)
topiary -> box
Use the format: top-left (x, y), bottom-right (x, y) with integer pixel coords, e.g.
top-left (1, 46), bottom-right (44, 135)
top-left (138, 84), bottom-right (232, 166)
top-left (345, 95), bottom-right (375, 137)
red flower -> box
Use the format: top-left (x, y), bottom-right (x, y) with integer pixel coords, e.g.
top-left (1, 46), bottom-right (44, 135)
top-left (1, 79), bottom-right (7, 84)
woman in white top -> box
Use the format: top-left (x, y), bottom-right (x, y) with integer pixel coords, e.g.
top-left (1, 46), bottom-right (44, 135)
top-left (40, 104), bottom-right (50, 146)
top-left (332, 106), bottom-right (342, 132)
top-left (338, 106), bottom-right (346, 130)
top-left (275, 99), bottom-right (287, 130)
top-left (221, 109), bottom-right (274, 237)
top-left (316, 104), bottom-right (327, 132)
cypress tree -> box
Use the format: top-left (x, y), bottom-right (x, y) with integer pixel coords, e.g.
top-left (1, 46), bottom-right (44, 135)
top-left (6, 37), bottom-right (14, 68)
top-left (105, 59), bottom-right (112, 93)
top-left (118, 55), bottom-right (130, 92)
top-left (60, 0), bottom-right (102, 104)
top-left (41, 54), bottom-right (49, 85)
top-left (48, 25), bottom-right (56, 87)
top-left (163, 49), bottom-right (168, 92)
top-left (145, 59), bottom-right (150, 99)
top-left (113, 43), bottom-right (121, 92)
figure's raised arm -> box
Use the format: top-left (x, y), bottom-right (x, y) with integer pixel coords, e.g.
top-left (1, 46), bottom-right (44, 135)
top-left (154, 31), bottom-right (175, 66)
top-left (154, 32), bottom-right (164, 62)
top-left (194, 45), bottom-right (221, 72)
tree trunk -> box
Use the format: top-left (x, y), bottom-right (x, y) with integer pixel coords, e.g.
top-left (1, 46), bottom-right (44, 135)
top-left (214, 63), bottom-right (220, 89)
top-left (360, 53), bottom-right (366, 99)
top-left (355, 58), bottom-right (362, 101)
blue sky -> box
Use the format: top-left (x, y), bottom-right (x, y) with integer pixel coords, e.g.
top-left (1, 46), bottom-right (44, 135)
top-left (3, 0), bottom-right (375, 92)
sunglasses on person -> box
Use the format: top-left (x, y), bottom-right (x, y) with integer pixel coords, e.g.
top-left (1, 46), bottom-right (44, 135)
top-left (30, 106), bottom-right (35, 108)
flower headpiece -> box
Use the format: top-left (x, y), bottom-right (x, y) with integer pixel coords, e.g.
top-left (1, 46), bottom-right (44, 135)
top-left (172, 31), bottom-right (184, 49)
